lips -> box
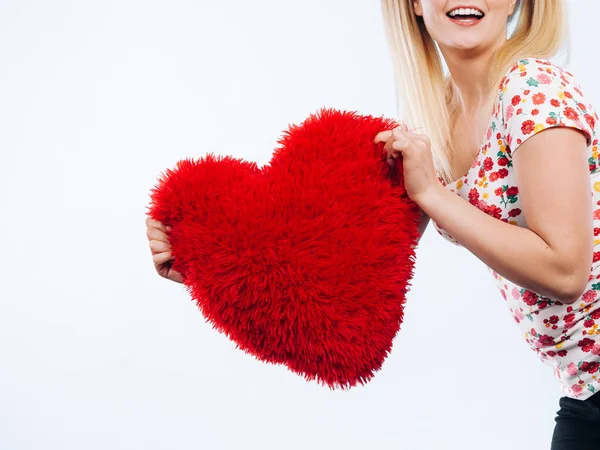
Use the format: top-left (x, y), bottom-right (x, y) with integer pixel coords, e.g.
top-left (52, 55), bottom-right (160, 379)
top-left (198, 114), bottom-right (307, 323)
top-left (446, 6), bottom-right (485, 20)
top-left (446, 7), bottom-right (485, 27)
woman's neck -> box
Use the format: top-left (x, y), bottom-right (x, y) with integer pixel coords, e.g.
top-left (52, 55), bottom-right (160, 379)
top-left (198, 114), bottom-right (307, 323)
top-left (445, 53), bottom-right (492, 114)
top-left (441, 40), bottom-right (506, 114)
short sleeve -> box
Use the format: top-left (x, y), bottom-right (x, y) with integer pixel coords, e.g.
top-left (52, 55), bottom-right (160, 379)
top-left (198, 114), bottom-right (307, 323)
top-left (500, 58), bottom-right (597, 157)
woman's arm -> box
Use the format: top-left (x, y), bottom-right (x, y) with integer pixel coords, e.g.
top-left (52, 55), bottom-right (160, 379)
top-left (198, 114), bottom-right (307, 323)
top-left (415, 127), bottom-right (593, 304)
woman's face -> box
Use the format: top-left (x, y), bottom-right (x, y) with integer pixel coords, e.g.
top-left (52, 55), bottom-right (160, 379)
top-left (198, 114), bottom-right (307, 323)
top-left (413, 0), bottom-right (518, 56)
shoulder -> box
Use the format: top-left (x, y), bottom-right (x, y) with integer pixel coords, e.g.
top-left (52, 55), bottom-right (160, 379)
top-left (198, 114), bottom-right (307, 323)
top-left (500, 58), bottom-right (573, 96)
top-left (498, 57), bottom-right (597, 153)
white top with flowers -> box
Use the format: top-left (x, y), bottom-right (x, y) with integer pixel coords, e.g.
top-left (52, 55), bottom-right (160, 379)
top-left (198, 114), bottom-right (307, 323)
top-left (432, 58), bottom-right (600, 400)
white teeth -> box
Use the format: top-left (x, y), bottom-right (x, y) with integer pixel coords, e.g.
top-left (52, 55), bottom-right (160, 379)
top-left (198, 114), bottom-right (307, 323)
top-left (448, 7), bottom-right (484, 17)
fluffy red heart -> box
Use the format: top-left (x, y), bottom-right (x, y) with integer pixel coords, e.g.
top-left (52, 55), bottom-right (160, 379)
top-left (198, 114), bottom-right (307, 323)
top-left (147, 107), bottom-right (420, 389)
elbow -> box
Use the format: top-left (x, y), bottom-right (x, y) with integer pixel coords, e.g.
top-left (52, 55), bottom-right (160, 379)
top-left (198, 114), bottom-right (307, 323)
top-left (553, 270), bottom-right (589, 305)
top-left (550, 245), bottom-right (592, 304)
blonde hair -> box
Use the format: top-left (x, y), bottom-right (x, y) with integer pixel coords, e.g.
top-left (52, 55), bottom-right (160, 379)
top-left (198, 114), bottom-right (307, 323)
top-left (380, 0), bottom-right (569, 184)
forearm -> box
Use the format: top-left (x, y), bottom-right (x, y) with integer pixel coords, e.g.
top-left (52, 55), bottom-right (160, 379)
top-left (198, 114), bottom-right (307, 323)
top-left (416, 185), bottom-right (583, 303)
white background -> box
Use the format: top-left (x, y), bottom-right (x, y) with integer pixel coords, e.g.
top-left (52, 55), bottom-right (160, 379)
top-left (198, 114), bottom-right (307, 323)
top-left (0, 1), bottom-right (598, 449)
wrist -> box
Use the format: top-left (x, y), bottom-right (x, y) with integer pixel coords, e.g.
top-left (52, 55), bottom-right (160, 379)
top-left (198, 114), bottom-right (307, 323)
top-left (413, 183), bottom-right (446, 216)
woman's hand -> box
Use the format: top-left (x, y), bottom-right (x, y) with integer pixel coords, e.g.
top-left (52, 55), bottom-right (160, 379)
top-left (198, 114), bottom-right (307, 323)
top-left (146, 218), bottom-right (185, 284)
top-left (374, 127), bottom-right (441, 205)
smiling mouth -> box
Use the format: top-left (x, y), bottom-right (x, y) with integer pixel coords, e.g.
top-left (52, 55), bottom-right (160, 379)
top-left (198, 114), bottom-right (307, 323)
top-left (446, 7), bottom-right (485, 22)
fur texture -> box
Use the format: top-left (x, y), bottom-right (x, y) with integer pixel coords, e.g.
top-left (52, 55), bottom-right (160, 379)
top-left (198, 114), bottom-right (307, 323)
top-left (147, 107), bottom-right (420, 389)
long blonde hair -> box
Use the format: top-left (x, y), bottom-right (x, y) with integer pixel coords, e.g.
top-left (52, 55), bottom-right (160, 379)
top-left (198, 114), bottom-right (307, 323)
top-left (380, 0), bottom-right (569, 184)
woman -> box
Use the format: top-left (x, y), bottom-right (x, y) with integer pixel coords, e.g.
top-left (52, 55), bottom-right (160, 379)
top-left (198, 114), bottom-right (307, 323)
top-left (373, 0), bottom-right (600, 448)
top-left (146, 0), bottom-right (600, 447)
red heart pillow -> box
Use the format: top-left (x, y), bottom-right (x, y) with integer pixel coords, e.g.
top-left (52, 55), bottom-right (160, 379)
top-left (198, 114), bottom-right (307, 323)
top-left (146, 107), bottom-right (420, 389)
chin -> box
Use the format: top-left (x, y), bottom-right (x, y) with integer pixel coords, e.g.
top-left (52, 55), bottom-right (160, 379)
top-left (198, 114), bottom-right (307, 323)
top-left (445, 39), bottom-right (489, 57)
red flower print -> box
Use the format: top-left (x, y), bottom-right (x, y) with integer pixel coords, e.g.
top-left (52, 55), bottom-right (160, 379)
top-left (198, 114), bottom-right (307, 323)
top-left (564, 107), bottom-right (579, 121)
top-left (478, 168), bottom-right (485, 178)
top-left (517, 108), bottom-right (523, 115)
top-left (593, 252), bottom-right (600, 263)
top-left (546, 117), bottom-right (558, 125)
top-left (495, 187), bottom-right (504, 196)
top-left (506, 186), bottom-right (518, 196)
top-left (557, 350), bottom-right (568, 357)
top-left (548, 315), bottom-right (559, 324)
top-left (523, 89), bottom-right (531, 95)
top-left (521, 120), bottom-right (535, 135)
top-left (538, 334), bottom-right (555, 346)
top-left (551, 99), bottom-right (560, 107)
top-left (523, 291), bottom-right (538, 306)
top-left (547, 350), bottom-right (557, 357)
top-left (497, 168), bottom-right (508, 178)
top-left (591, 310), bottom-right (600, 320)
top-left (498, 157), bottom-right (509, 166)
top-left (485, 204), bottom-right (502, 219)
top-left (511, 95), bottom-right (521, 106)
top-left (577, 102), bottom-right (587, 111)
top-left (582, 362), bottom-right (599, 374)
top-left (564, 313), bottom-right (575, 323)
top-left (582, 290), bottom-right (597, 303)
top-left (496, 132), bottom-right (502, 140)
top-left (508, 208), bottom-right (522, 217)
top-left (578, 337), bottom-right (595, 352)
top-left (584, 319), bottom-right (595, 328)
top-left (532, 92), bottom-right (546, 105)
top-left (532, 109), bottom-right (539, 116)
top-left (489, 172), bottom-right (498, 182)
top-left (585, 113), bottom-right (596, 129)
top-left (572, 384), bottom-right (583, 395)
top-left (564, 91), bottom-right (573, 99)
top-left (468, 188), bottom-right (479, 205)
top-left (483, 157), bottom-right (494, 171)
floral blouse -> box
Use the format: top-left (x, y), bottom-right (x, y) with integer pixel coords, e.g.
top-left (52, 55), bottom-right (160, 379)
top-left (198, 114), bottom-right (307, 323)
top-left (432, 58), bottom-right (600, 400)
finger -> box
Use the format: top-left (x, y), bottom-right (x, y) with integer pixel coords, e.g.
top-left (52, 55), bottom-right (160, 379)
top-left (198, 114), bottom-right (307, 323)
top-left (392, 139), bottom-right (409, 151)
top-left (146, 217), bottom-right (171, 232)
top-left (374, 130), bottom-right (394, 144)
top-left (146, 226), bottom-right (170, 243)
top-left (387, 149), bottom-right (401, 165)
top-left (149, 239), bottom-right (171, 254)
top-left (153, 251), bottom-right (173, 266)
top-left (393, 129), bottom-right (409, 140)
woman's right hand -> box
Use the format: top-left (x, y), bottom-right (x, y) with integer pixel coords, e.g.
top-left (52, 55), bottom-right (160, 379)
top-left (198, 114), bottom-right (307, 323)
top-left (146, 218), bottom-right (184, 284)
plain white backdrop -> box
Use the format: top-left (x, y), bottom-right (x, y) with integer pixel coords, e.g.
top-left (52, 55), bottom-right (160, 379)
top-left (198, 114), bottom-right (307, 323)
top-left (0, 1), bottom-right (598, 449)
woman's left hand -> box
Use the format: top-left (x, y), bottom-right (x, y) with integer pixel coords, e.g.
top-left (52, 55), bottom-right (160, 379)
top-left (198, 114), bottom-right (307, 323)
top-left (374, 127), bottom-right (440, 205)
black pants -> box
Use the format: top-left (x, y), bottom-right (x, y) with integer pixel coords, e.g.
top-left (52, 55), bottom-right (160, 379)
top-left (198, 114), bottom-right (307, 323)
top-left (550, 390), bottom-right (600, 449)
